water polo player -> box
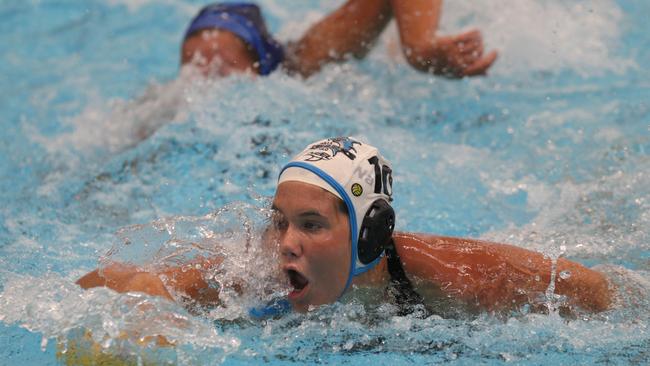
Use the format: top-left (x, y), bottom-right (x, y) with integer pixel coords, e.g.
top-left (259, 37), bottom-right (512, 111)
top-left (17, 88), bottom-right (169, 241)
top-left (78, 137), bottom-right (612, 316)
top-left (180, 1), bottom-right (497, 78)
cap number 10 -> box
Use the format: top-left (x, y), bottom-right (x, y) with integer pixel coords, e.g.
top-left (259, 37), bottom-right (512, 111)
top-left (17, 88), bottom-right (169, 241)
top-left (368, 156), bottom-right (393, 197)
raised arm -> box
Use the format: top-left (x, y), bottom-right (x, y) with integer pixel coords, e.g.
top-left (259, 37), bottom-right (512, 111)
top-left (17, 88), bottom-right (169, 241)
top-left (76, 257), bottom-right (222, 308)
top-left (284, 0), bottom-right (392, 77)
top-left (393, 233), bottom-right (612, 313)
top-left (390, 0), bottom-right (497, 77)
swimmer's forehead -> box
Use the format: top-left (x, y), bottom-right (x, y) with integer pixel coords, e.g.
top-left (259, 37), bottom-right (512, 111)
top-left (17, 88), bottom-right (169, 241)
top-left (272, 181), bottom-right (341, 216)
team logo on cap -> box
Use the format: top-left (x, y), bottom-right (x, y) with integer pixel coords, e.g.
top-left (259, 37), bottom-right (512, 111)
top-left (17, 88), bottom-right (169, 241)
top-left (351, 183), bottom-right (363, 197)
top-left (303, 137), bottom-right (361, 162)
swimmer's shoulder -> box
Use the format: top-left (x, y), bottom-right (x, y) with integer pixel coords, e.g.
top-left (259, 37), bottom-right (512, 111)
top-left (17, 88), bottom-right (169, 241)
top-left (392, 231), bottom-right (486, 249)
top-left (390, 232), bottom-right (503, 274)
top-left (393, 231), bottom-right (525, 253)
top-left (390, 232), bottom-right (468, 277)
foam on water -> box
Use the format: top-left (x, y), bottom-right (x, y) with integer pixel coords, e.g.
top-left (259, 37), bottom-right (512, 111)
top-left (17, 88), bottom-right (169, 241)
top-left (441, 0), bottom-right (635, 76)
top-left (100, 200), bottom-right (289, 319)
top-left (0, 273), bottom-right (240, 364)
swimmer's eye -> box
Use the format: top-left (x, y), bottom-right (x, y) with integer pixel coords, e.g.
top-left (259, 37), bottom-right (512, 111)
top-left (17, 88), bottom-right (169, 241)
top-left (271, 213), bottom-right (288, 231)
top-left (301, 221), bottom-right (323, 232)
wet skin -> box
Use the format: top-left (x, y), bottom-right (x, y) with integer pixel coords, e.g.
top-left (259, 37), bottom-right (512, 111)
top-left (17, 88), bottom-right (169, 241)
top-left (270, 181), bottom-right (352, 313)
top-left (270, 182), bottom-right (612, 314)
top-left (78, 184), bottom-right (612, 315)
top-left (181, 29), bottom-right (259, 77)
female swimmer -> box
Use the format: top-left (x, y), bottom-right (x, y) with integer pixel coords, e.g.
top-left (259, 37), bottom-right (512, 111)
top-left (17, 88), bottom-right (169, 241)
top-left (78, 137), bottom-right (611, 316)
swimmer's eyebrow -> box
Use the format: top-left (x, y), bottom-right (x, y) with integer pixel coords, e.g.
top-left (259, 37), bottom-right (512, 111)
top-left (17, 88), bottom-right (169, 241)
top-left (270, 205), bottom-right (325, 219)
top-left (297, 210), bottom-right (326, 218)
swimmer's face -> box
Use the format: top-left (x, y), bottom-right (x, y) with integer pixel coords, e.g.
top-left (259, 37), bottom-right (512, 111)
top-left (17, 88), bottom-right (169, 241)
top-left (181, 29), bottom-right (259, 77)
top-left (271, 181), bottom-right (351, 313)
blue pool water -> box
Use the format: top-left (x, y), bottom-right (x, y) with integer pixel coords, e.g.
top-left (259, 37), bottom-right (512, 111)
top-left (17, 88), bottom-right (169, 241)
top-left (1, 0), bottom-right (649, 364)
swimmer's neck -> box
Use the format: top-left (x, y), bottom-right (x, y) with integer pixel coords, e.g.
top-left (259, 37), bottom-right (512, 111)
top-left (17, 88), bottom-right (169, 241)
top-left (351, 256), bottom-right (390, 288)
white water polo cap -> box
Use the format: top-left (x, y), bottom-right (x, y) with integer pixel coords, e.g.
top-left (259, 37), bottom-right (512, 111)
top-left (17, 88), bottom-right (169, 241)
top-left (278, 137), bottom-right (395, 293)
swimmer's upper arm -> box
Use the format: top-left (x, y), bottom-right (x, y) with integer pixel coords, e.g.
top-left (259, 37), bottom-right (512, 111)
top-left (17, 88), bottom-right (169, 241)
top-left (393, 233), bottom-right (612, 313)
top-left (283, 0), bottom-right (391, 77)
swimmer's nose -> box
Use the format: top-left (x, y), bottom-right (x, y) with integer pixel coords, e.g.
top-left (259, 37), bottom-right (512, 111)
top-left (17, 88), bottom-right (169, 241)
top-left (279, 226), bottom-right (303, 258)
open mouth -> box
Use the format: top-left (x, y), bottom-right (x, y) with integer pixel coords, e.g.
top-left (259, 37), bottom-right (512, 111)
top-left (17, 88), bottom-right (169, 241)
top-left (286, 269), bottom-right (309, 299)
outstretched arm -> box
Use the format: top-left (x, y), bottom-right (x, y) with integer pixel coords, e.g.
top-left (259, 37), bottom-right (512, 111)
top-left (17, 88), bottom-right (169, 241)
top-left (77, 257), bottom-right (222, 307)
top-left (393, 233), bottom-right (612, 313)
top-left (390, 0), bottom-right (497, 77)
top-left (284, 0), bottom-right (392, 77)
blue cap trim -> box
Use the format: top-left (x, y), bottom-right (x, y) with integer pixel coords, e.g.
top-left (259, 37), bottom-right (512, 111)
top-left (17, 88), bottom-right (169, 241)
top-left (353, 253), bottom-right (382, 276)
top-left (249, 298), bottom-right (291, 319)
top-left (184, 3), bottom-right (284, 75)
top-left (279, 162), bottom-right (359, 298)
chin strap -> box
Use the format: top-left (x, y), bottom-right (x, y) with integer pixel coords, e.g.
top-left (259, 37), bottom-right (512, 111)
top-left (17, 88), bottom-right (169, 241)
top-left (385, 240), bottom-right (429, 317)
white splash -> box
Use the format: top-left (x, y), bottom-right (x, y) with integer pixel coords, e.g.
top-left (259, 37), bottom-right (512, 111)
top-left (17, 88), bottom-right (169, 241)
top-left (441, 0), bottom-right (635, 75)
top-left (0, 273), bottom-right (239, 360)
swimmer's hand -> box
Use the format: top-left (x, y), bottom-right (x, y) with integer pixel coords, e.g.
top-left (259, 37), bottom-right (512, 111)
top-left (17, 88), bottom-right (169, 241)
top-left (77, 258), bottom-right (223, 308)
top-left (408, 29), bottom-right (498, 78)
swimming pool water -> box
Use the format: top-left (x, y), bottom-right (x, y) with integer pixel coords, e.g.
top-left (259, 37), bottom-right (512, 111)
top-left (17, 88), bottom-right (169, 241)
top-left (1, 0), bottom-right (649, 364)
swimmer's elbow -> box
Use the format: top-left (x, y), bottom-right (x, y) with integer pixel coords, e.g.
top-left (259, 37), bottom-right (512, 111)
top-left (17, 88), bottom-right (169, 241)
top-left (587, 274), bottom-right (614, 312)
top-left (573, 271), bottom-right (613, 313)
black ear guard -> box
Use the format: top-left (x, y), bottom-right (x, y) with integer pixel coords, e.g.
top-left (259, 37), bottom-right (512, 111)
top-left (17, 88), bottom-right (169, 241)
top-left (357, 199), bottom-right (395, 264)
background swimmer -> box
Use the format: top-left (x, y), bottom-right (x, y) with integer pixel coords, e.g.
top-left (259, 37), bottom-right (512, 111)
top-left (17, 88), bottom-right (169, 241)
top-left (90, 0), bottom-right (497, 146)
top-left (181, 1), bottom-right (497, 78)
top-left (78, 137), bottom-right (612, 316)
